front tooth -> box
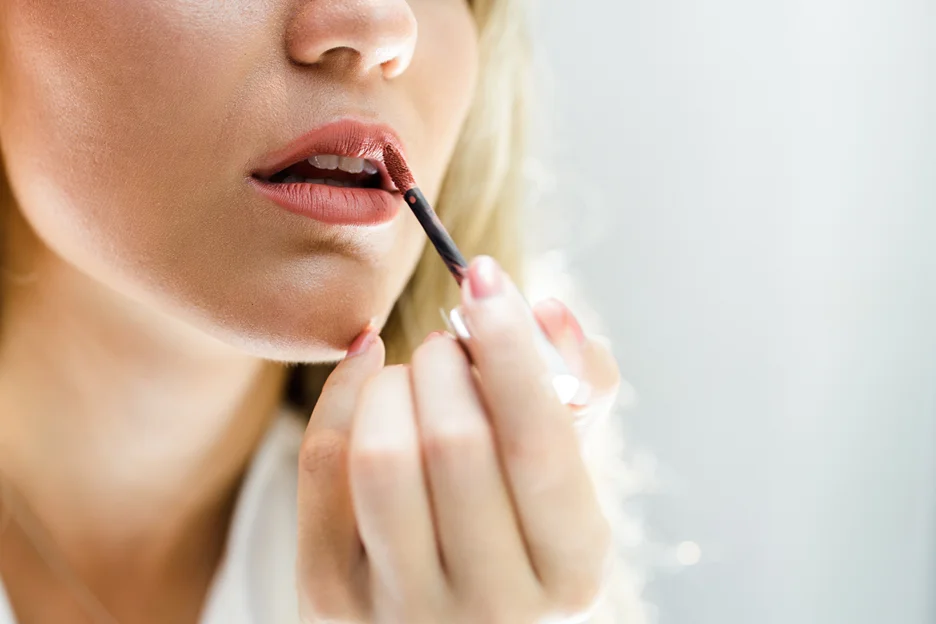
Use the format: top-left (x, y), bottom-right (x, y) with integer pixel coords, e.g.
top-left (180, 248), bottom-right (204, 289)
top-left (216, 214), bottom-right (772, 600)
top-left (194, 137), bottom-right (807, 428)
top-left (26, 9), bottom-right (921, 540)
top-left (362, 160), bottom-right (379, 175)
top-left (338, 157), bottom-right (365, 174)
top-left (305, 178), bottom-right (326, 185)
top-left (282, 174), bottom-right (304, 183)
top-left (309, 155), bottom-right (339, 170)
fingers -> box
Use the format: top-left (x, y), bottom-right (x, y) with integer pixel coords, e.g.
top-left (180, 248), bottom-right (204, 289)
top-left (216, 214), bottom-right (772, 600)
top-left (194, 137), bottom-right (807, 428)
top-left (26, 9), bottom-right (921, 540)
top-left (297, 325), bottom-right (384, 620)
top-left (297, 275), bottom-right (620, 623)
top-left (348, 365), bottom-right (448, 611)
top-left (455, 257), bottom-right (613, 605)
top-left (533, 298), bottom-right (623, 428)
top-left (532, 297), bottom-right (588, 377)
top-left (570, 338), bottom-right (623, 431)
top-left (410, 332), bottom-right (540, 601)
top-left (457, 258), bottom-right (576, 449)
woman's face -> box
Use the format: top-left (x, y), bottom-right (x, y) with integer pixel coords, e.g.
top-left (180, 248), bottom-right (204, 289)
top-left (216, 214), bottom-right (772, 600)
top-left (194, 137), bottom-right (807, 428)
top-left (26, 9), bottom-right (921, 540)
top-left (0, 0), bottom-right (478, 360)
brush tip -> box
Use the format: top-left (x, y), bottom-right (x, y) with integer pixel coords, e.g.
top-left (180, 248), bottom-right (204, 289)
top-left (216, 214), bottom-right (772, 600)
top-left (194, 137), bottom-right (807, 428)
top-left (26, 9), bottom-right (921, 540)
top-left (383, 144), bottom-right (416, 193)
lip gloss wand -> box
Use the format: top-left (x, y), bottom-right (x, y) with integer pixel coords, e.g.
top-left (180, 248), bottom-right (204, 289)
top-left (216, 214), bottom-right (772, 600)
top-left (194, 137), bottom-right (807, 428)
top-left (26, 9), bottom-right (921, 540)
top-left (382, 144), bottom-right (583, 405)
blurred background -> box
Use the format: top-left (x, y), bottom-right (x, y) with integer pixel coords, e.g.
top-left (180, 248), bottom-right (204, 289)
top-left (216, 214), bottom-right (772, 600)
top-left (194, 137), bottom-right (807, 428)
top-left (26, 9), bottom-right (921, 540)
top-left (531, 1), bottom-right (936, 623)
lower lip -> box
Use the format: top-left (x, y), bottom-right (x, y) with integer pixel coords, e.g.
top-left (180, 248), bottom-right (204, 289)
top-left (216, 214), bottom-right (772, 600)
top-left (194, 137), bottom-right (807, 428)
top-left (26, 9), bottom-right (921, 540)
top-left (248, 178), bottom-right (401, 226)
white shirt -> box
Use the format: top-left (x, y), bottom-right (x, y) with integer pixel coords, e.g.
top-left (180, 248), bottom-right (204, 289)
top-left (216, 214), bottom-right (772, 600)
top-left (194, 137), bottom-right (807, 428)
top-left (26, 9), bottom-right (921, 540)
top-left (0, 409), bottom-right (307, 624)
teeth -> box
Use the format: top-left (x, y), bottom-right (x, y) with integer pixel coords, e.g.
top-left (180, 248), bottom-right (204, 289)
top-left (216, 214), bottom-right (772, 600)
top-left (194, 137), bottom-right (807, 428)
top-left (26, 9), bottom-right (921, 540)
top-left (338, 156), bottom-right (365, 174)
top-left (304, 154), bottom-right (380, 176)
top-left (309, 155), bottom-right (339, 170)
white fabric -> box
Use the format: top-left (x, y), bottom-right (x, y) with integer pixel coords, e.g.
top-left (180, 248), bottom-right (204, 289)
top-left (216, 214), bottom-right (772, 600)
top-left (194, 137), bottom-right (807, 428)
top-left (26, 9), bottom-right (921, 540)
top-left (0, 409), bottom-right (307, 624)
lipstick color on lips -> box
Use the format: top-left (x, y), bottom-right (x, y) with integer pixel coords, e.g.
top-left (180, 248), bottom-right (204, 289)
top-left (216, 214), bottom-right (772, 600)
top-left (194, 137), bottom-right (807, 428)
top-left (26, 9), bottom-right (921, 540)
top-left (249, 180), bottom-right (400, 226)
top-left (249, 120), bottom-right (404, 226)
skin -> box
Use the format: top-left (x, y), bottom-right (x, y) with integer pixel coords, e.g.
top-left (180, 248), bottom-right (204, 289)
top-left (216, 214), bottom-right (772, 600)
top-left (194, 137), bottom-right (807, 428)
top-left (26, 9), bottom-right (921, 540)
top-left (0, 1), bottom-right (621, 623)
top-left (300, 259), bottom-right (621, 623)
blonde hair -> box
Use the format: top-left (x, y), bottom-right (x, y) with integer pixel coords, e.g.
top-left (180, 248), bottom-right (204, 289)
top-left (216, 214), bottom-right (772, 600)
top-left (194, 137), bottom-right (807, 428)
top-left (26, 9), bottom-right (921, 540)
top-left (1, 0), bottom-right (646, 620)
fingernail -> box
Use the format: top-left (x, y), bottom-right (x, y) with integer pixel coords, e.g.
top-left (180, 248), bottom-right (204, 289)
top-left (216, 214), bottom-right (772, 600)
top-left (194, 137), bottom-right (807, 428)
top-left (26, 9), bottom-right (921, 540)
top-left (567, 380), bottom-right (594, 408)
top-left (468, 256), bottom-right (505, 300)
top-left (346, 324), bottom-right (378, 358)
top-left (561, 304), bottom-right (587, 347)
top-left (538, 298), bottom-right (586, 347)
top-left (423, 330), bottom-right (448, 343)
top-left (448, 307), bottom-right (471, 340)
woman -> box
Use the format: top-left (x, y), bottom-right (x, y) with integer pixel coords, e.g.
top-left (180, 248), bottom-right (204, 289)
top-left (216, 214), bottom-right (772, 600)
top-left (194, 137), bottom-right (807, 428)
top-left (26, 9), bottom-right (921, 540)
top-left (0, 0), bottom-right (643, 622)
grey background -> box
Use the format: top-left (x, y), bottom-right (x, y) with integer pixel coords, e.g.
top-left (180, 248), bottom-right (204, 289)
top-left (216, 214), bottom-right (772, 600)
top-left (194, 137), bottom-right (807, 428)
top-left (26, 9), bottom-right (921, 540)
top-left (533, 1), bottom-right (936, 623)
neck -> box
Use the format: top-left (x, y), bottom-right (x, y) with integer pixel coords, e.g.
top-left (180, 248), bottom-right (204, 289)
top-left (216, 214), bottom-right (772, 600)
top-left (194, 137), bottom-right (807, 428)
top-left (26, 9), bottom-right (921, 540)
top-left (0, 204), bottom-right (290, 569)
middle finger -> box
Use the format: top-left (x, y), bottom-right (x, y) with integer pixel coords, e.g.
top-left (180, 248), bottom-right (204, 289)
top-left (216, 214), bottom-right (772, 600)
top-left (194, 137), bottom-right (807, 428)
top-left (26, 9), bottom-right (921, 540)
top-left (410, 332), bottom-right (540, 602)
top-left (349, 365), bottom-right (446, 608)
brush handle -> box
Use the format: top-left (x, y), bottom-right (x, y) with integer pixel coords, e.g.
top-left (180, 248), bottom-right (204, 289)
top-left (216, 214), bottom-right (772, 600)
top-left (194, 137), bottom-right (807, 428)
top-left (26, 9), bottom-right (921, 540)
top-left (444, 306), bottom-right (583, 406)
top-left (403, 184), bottom-right (582, 405)
top-left (404, 188), bottom-right (468, 285)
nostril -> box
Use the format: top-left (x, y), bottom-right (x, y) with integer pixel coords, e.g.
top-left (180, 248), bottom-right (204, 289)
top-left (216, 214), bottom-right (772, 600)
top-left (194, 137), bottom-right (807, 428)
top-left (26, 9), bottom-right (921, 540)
top-left (313, 46), bottom-right (362, 72)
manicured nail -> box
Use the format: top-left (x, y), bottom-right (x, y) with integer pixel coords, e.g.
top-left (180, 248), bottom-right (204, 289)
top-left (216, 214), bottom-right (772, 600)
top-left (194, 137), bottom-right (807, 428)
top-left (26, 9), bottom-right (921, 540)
top-left (538, 298), bottom-right (587, 347)
top-left (560, 303), bottom-right (587, 347)
top-left (346, 324), bottom-right (378, 358)
top-left (423, 330), bottom-right (448, 343)
top-left (468, 255), bottom-right (505, 300)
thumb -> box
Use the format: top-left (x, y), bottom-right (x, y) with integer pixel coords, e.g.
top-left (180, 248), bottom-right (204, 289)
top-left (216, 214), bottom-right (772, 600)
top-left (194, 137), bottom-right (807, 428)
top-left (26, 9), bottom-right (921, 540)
top-left (306, 324), bottom-right (386, 433)
top-left (297, 324), bottom-right (384, 614)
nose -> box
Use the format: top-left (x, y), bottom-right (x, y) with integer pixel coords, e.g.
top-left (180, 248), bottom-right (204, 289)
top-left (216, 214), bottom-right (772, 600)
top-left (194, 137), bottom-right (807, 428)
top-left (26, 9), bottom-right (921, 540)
top-left (286, 0), bottom-right (418, 79)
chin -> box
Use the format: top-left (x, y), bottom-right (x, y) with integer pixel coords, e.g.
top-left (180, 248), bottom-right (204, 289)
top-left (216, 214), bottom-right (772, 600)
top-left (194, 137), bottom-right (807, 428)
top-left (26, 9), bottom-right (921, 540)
top-left (167, 271), bottom-right (396, 365)
top-left (104, 232), bottom-right (420, 364)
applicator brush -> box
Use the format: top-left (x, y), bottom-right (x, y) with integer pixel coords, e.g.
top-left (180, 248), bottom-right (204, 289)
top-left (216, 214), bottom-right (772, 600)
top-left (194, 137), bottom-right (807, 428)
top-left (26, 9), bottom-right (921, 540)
top-left (382, 144), bottom-right (583, 406)
top-left (383, 145), bottom-right (468, 285)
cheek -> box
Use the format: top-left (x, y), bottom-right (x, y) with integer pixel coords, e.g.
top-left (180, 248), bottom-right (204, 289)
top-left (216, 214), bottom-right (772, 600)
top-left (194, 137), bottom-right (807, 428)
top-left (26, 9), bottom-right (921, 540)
top-left (0, 1), bottom-right (328, 357)
top-left (0, 0), bottom-right (265, 262)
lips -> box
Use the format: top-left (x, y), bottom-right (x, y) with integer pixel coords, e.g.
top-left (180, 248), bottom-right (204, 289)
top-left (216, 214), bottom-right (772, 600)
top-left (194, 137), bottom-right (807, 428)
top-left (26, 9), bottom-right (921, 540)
top-left (249, 120), bottom-right (404, 226)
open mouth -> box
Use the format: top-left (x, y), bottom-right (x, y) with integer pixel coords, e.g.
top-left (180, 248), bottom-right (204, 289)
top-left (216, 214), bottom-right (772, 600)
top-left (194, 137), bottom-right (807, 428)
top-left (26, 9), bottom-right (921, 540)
top-left (258, 154), bottom-right (386, 189)
top-left (248, 120), bottom-right (405, 225)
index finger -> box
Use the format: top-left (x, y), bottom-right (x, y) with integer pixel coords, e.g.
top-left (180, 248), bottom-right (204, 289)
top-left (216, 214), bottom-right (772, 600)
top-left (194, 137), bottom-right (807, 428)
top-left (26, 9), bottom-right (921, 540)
top-left (456, 258), bottom-right (576, 455)
top-left (455, 256), bottom-right (612, 595)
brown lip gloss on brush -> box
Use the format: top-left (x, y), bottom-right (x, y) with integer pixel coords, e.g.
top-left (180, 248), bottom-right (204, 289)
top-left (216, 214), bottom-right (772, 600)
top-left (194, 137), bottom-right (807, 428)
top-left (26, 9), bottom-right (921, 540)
top-left (383, 144), bottom-right (468, 285)
top-left (382, 144), bottom-right (584, 406)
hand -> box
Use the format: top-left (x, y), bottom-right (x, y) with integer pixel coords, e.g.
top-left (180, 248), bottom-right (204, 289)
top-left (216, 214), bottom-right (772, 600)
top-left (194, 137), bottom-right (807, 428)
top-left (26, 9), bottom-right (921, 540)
top-left (297, 256), bottom-right (622, 624)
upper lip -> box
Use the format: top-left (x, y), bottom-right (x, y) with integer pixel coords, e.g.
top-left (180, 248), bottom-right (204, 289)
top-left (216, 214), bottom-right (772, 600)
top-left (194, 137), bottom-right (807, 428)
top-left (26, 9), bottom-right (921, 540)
top-left (250, 119), bottom-right (404, 191)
